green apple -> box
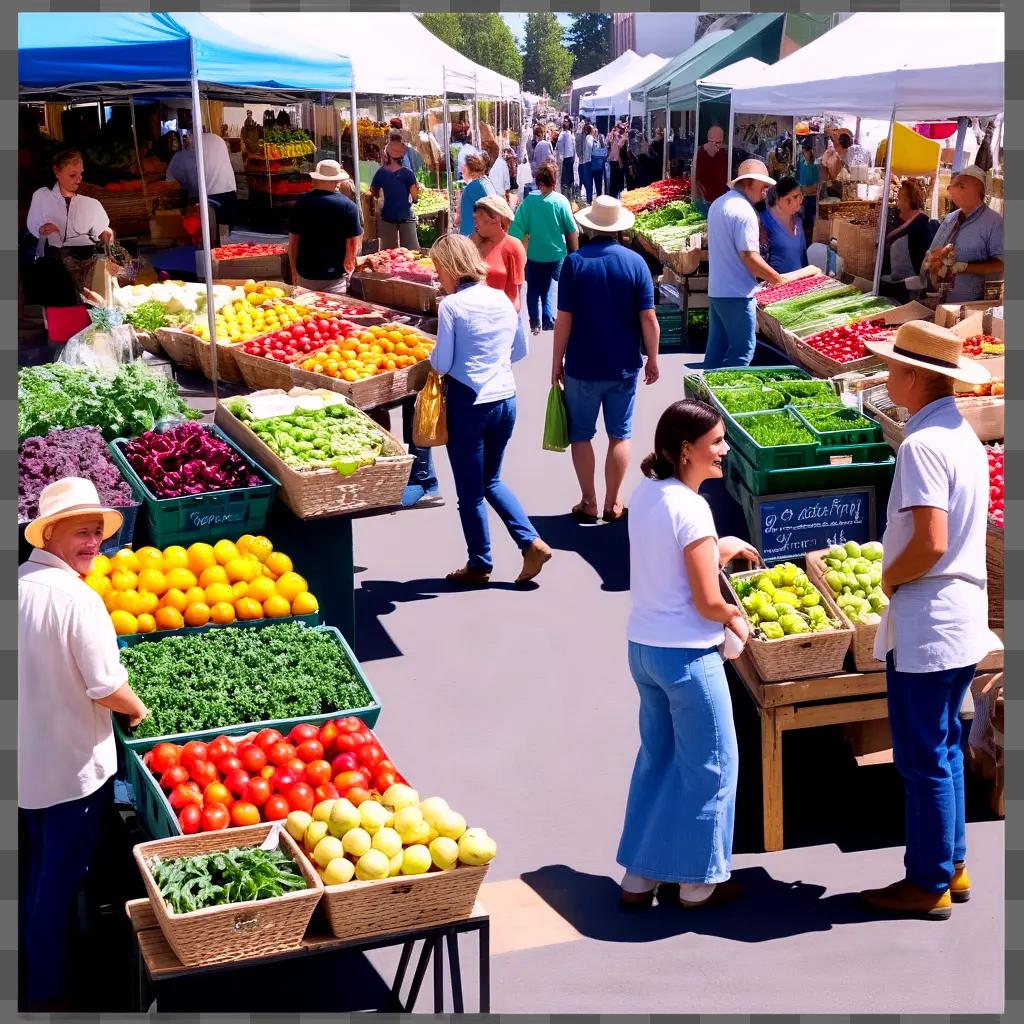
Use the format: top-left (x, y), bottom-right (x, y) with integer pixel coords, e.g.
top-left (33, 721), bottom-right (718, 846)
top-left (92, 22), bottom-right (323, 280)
top-left (286, 810), bottom-right (312, 843)
top-left (429, 836), bottom-right (459, 870)
top-left (312, 800), bottom-right (337, 824)
top-left (434, 810), bottom-right (467, 841)
top-left (328, 798), bottom-right (360, 838)
top-left (304, 820), bottom-right (329, 853)
top-left (323, 856), bottom-right (355, 886)
top-left (418, 797), bottom-right (450, 828)
top-left (371, 827), bottom-right (403, 859)
top-left (458, 828), bottom-right (497, 866)
top-left (401, 844), bottom-right (432, 875)
top-left (342, 827), bottom-right (372, 858)
top-left (382, 784), bottom-right (420, 812)
top-left (313, 835), bottom-right (344, 869)
top-left (355, 849), bottom-right (390, 881)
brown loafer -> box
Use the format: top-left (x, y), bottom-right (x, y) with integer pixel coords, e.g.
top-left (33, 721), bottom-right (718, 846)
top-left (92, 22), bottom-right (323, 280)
top-left (678, 879), bottom-right (743, 909)
top-left (446, 565), bottom-right (491, 587)
top-left (516, 539), bottom-right (552, 585)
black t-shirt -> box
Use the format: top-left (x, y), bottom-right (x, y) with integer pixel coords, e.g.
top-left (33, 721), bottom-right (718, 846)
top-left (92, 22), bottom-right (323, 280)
top-left (288, 190), bottom-right (362, 281)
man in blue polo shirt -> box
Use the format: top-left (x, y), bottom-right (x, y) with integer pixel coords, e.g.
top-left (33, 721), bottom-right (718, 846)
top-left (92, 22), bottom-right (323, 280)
top-left (705, 159), bottom-right (786, 369)
top-left (552, 196), bottom-right (660, 524)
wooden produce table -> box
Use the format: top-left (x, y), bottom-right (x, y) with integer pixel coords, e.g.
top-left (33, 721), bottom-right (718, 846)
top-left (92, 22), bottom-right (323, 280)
top-left (127, 896), bottom-right (490, 1013)
top-left (731, 650), bottom-right (1004, 853)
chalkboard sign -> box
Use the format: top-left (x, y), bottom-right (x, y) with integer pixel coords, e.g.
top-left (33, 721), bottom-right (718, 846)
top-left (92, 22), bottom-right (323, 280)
top-left (752, 487), bottom-right (877, 563)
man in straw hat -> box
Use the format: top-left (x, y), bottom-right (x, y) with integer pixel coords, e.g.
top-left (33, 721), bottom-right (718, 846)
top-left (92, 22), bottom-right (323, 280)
top-left (704, 159), bottom-right (786, 370)
top-left (18, 478), bottom-right (148, 1010)
top-left (288, 159), bottom-right (363, 295)
top-left (552, 195), bottom-right (660, 523)
top-left (858, 322), bottom-right (998, 920)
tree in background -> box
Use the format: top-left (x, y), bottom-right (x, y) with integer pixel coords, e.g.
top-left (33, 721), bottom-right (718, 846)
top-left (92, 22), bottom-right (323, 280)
top-left (420, 13), bottom-right (523, 84)
top-left (566, 13), bottom-right (611, 79)
top-left (522, 13), bottom-right (574, 97)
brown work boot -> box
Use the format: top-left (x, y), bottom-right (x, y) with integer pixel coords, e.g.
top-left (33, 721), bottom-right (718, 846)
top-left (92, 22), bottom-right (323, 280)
top-left (859, 878), bottom-right (952, 920)
top-left (446, 565), bottom-right (491, 587)
top-left (515, 539), bottom-right (552, 586)
top-left (950, 862), bottom-right (972, 903)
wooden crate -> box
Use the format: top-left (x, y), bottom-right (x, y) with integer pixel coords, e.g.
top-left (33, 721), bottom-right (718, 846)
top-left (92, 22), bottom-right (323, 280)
top-left (290, 357), bottom-right (431, 410)
top-left (202, 252), bottom-right (290, 282)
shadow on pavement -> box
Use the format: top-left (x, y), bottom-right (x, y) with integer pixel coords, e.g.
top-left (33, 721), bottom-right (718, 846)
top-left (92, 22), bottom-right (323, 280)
top-left (530, 514), bottom-right (630, 592)
top-left (520, 864), bottom-right (879, 943)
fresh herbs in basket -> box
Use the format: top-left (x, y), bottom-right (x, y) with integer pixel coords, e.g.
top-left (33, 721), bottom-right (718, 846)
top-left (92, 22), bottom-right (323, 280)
top-left (798, 406), bottom-right (877, 433)
top-left (151, 844), bottom-right (307, 914)
top-left (715, 388), bottom-right (786, 414)
top-left (773, 380), bottom-right (839, 405)
top-left (704, 369), bottom-right (804, 390)
top-left (731, 563), bottom-right (842, 640)
top-left (739, 412), bottom-right (815, 448)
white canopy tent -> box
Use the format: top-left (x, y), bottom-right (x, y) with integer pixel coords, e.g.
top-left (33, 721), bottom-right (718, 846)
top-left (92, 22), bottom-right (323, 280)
top-left (579, 53), bottom-right (669, 119)
top-left (572, 50), bottom-right (642, 94)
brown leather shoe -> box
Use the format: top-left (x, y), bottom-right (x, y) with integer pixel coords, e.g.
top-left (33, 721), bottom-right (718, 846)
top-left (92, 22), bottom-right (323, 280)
top-left (446, 565), bottom-right (491, 587)
top-left (678, 879), bottom-right (743, 909)
top-left (859, 878), bottom-right (952, 920)
top-left (515, 539), bottom-right (552, 585)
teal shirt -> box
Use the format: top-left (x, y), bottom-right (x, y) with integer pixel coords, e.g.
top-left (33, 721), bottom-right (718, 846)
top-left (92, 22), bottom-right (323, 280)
top-left (796, 159), bottom-right (820, 189)
top-left (509, 190), bottom-right (577, 263)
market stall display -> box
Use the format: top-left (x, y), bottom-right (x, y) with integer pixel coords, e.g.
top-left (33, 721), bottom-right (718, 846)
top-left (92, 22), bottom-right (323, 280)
top-left (208, 242), bottom-right (290, 281)
top-left (620, 177), bottom-right (691, 214)
top-left (352, 248), bottom-right (441, 314)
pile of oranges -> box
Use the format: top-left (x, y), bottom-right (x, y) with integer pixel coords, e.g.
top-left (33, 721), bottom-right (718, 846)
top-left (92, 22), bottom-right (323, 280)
top-left (297, 324), bottom-right (434, 383)
top-left (85, 534), bottom-right (319, 637)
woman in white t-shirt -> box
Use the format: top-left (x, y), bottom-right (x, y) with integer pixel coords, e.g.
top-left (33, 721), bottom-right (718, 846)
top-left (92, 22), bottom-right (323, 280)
top-left (618, 399), bottom-right (758, 910)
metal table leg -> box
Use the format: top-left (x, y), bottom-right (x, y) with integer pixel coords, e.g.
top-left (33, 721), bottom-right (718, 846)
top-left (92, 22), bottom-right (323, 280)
top-left (404, 938), bottom-right (434, 1011)
top-left (446, 930), bottom-right (465, 1013)
top-left (390, 940), bottom-right (415, 1011)
top-left (433, 934), bottom-right (444, 1013)
top-left (479, 920), bottom-right (490, 1013)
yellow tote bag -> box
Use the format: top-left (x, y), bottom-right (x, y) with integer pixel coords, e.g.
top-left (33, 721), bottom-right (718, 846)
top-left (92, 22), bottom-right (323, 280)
top-left (412, 369), bottom-right (448, 447)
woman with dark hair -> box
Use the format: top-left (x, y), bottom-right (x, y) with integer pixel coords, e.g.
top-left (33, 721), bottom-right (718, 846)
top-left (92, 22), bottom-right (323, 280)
top-left (759, 175), bottom-right (808, 275)
top-left (882, 179), bottom-right (931, 279)
top-left (617, 399), bottom-right (758, 910)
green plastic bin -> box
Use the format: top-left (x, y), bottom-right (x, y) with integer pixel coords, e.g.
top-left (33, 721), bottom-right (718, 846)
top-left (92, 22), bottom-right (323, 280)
top-left (108, 424), bottom-right (280, 548)
top-left (729, 410), bottom-right (820, 471)
top-left (711, 387), bottom-right (788, 417)
top-left (115, 612), bottom-right (319, 649)
top-left (773, 380), bottom-right (840, 406)
top-left (702, 366), bottom-right (811, 390)
top-left (113, 623), bottom-right (381, 754)
top-left (793, 405), bottom-right (884, 448)
top-left (725, 443), bottom-right (895, 497)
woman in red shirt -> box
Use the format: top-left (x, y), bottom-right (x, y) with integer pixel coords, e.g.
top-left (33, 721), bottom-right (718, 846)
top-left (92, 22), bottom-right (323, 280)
top-left (470, 193), bottom-right (526, 311)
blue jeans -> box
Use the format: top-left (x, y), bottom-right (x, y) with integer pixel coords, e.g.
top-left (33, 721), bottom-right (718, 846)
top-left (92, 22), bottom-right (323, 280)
top-left (886, 652), bottom-right (975, 893)
top-left (525, 258), bottom-right (563, 330)
top-left (19, 779), bottom-right (113, 1006)
top-left (562, 371), bottom-right (639, 442)
top-left (444, 378), bottom-right (539, 572)
top-left (560, 156), bottom-right (575, 199)
top-left (704, 296), bottom-right (757, 369)
top-left (401, 396), bottom-right (438, 492)
top-left (591, 160), bottom-right (606, 197)
top-left (578, 161), bottom-right (594, 204)
top-left (617, 643), bottom-right (737, 883)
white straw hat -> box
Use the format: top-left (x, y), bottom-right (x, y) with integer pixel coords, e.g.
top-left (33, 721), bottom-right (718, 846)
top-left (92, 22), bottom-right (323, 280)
top-left (729, 159), bottom-right (776, 188)
top-left (309, 159), bottom-right (351, 182)
top-left (574, 194), bottom-right (635, 233)
top-left (24, 477), bottom-right (123, 549)
top-left (863, 320), bottom-right (992, 386)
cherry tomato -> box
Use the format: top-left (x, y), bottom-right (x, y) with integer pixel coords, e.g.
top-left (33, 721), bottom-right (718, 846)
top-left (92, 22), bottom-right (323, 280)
top-left (305, 759), bottom-right (333, 787)
top-left (263, 795), bottom-right (291, 821)
top-left (206, 735), bottom-right (235, 763)
top-left (261, 765), bottom-right (277, 781)
top-left (314, 783), bottom-right (340, 803)
top-left (189, 759), bottom-right (219, 789)
top-left (356, 743), bottom-right (384, 770)
top-left (178, 803), bottom-right (202, 834)
top-left (201, 803), bottom-right (231, 831)
top-left (254, 729), bottom-right (283, 753)
top-left (345, 786), bottom-right (371, 806)
top-left (240, 745), bottom-right (268, 774)
top-left (296, 739), bottom-right (324, 764)
top-left (273, 767), bottom-right (302, 794)
top-left (160, 764), bottom-right (190, 791)
top-left (150, 742), bottom-right (182, 774)
top-left (375, 767), bottom-right (398, 792)
top-left (336, 717), bottom-right (363, 733)
top-left (288, 723), bottom-right (321, 745)
top-left (334, 732), bottom-right (361, 752)
top-left (223, 769), bottom-right (251, 799)
top-left (245, 776), bottom-right (271, 807)
top-left (319, 721), bottom-right (341, 753)
top-left (331, 752), bottom-right (358, 775)
top-left (169, 783), bottom-right (202, 811)
top-left (334, 769), bottom-right (371, 793)
top-left (268, 741), bottom-right (297, 767)
top-left (285, 783), bottom-right (315, 814)
top-left (216, 755), bottom-right (244, 776)
top-left (204, 782), bottom-right (234, 807)
top-left (230, 801), bottom-right (262, 827)
top-left (179, 741), bottom-right (209, 772)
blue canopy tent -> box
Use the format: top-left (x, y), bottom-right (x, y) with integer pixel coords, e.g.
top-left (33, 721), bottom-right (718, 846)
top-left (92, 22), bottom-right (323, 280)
top-left (19, 11), bottom-right (354, 389)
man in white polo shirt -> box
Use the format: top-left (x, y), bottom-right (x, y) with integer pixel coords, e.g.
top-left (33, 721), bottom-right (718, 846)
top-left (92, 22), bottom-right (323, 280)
top-left (859, 321), bottom-right (996, 920)
top-left (199, 126), bottom-right (238, 234)
top-left (18, 479), bottom-right (148, 1010)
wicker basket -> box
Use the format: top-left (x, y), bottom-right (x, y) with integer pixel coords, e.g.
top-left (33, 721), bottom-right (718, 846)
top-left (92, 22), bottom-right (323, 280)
top-left (724, 568), bottom-right (853, 682)
top-left (319, 864), bottom-right (488, 942)
top-left (133, 823), bottom-right (323, 968)
top-left (290, 357), bottom-right (431, 410)
top-left (805, 549), bottom-right (884, 672)
top-left (155, 327), bottom-right (201, 371)
top-left (987, 519), bottom-right (1004, 628)
top-left (214, 398), bottom-right (413, 519)
top-left (134, 330), bottom-right (163, 356)
top-left (233, 347), bottom-right (302, 391)
top-left (194, 337), bottom-right (245, 383)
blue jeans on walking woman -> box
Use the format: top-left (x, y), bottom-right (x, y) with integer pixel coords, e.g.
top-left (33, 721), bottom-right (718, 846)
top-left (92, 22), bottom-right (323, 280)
top-left (445, 378), bottom-right (539, 572)
top-left (886, 652), bottom-right (975, 893)
top-left (524, 258), bottom-right (563, 331)
top-left (617, 643), bottom-right (738, 884)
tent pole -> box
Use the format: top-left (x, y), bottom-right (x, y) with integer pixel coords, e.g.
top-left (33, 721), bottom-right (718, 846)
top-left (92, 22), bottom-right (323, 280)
top-left (442, 71), bottom-right (453, 231)
top-left (872, 105), bottom-right (897, 296)
top-left (349, 90), bottom-right (361, 209)
top-left (693, 91), bottom-right (702, 187)
top-left (726, 98), bottom-right (735, 186)
top-left (190, 38), bottom-right (219, 397)
top-left (662, 83), bottom-right (671, 180)
top-left (335, 98), bottom-right (342, 162)
top-left (952, 116), bottom-right (969, 174)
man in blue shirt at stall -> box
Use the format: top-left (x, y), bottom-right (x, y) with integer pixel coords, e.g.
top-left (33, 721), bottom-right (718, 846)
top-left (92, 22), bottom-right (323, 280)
top-left (704, 159), bottom-right (786, 370)
top-left (551, 195), bottom-right (660, 524)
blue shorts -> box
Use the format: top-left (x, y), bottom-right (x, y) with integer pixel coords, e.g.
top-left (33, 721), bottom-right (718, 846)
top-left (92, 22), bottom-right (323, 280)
top-left (563, 371), bottom-right (639, 443)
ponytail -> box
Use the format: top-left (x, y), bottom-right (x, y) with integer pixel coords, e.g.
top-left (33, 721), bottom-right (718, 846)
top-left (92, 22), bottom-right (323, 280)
top-left (641, 450), bottom-right (676, 480)
top-left (643, 399), bottom-right (722, 481)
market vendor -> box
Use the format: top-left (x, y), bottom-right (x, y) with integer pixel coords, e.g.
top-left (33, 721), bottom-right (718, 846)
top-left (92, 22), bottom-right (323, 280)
top-left (199, 127), bottom-right (239, 235)
top-left (795, 137), bottom-right (820, 242)
top-left (880, 180), bottom-right (933, 297)
top-left (370, 147), bottom-right (420, 250)
top-left (18, 477), bottom-right (149, 1011)
top-left (288, 160), bottom-right (363, 294)
top-left (921, 165), bottom-right (1003, 302)
top-left (836, 130), bottom-right (872, 170)
top-left (759, 176), bottom-right (808, 275)
top-left (859, 321), bottom-right (996, 921)
top-left (165, 132), bottom-right (199, 200)
top-left (692, 126), bottom-right (728, 214)
top-left (704, 160), bottom-right (786, 370)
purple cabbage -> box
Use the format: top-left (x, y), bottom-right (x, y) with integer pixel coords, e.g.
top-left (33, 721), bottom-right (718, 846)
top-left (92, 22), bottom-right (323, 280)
top-left (122, 422), bottom-right (262, 499)
top-left (19, 426), bottom-right (136, 522)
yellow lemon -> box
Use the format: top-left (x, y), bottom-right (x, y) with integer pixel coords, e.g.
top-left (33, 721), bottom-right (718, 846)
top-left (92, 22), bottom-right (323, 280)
top-left (155, 606), bottom-right (185, 631)
top-left (245, 576), bottom-right (276, 604)
top-left (187, 542), bottom-right (217, 575)
top-left (165, 568), bottom-right (198, 592)
top-left (111, 570), bottom-right (139, 592)
top-left (184, 586), bottom-right (207, 607)
top-left (225, 557), bottom-right (260, 584)
top-left (118, 591), bottom-right (142, 617)
top-left (136, 613), bottom-right (157, 634)
top-left (137, 591), bottom-right (160, 615)
top-left (90, 554), bottom-right (112, 577)
top-left (235, 597), bottom-right (264, 621)
top-left (110, 549), bottom-right (141, 574)
top-left (235, 534), bottom-right (256, 555)
top-left (264, 551), bottom-right (293, 578)
top-left (262, 594), bottom-right (293, 619)
top-left (161, 588), bottom-right (188, 613)
top-left (291, 592), bottom-right (319, 616)
top-left (210, 602), bottom-right (236, 625)
top-left (134, 546), bottom-right (164, 571)
top-left (204, 583), bottom-right (235, 606)
top-left (231, 581), bottom-right (249, 600)
top-left (275, 572), bottom-right (307, 603)
top-left (199, 565), bottom-right (228, 588)
top-left (162, 546), bottom-right (189, 571)
top-left (213, 539), bottom-right (239, 565)
top-left (84, 574), bottom-right (111, 597)
top-left (184, 602), bottom-right (211, 628)
top-left (247, 535), bottom-right (274, 563)
top-left (110, 610), bottom-right (138, 636)
top-left (137, 569), bottom-right (168, 596)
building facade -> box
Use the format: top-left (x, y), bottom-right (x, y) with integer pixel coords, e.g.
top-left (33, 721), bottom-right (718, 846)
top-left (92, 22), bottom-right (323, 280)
top-left (611, 13), bottom-right (700, 59)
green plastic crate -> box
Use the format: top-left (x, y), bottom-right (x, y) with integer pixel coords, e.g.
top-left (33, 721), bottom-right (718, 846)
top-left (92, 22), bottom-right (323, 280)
top-left (725, 443), bottom-right (895, 497)
top-left (702, 365), bottom-right (811, 390)
top-left (729, 410), bottom-right (820, 471)
top-left (793, 405), bottom-right (884, 448)
top-left (711, 387), bottom-right (787, 417)
top-left (773, 380), bottom-right (840, 406)
top-left (108, 425), bottom-right (280, 548)
top-left (115, 612), bottom-right (319, 649)
top-left (113, 623), bottom-right (381, 754)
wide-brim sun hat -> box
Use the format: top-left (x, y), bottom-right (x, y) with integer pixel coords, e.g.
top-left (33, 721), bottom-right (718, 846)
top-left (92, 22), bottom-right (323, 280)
top-left (729, 159), bottom-right (776, 189)
top-left (309, 159), bottom-right (351, 182)
top-left (474, 193), bottom-right (515, 222)
top-left (863, 320), bottom-right (992, 386)
top-left (24, 476), bottom-right (123, 549)
top-left (574, 194), bottom-right (635, 233)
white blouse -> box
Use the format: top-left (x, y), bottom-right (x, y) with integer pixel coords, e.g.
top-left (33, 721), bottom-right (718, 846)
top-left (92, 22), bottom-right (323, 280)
top-left (26, 184), bottom-right (110, 249)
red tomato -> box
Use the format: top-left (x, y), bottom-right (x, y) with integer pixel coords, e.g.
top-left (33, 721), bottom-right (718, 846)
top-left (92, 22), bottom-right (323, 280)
top-left (288, 723), bottom-right (321, 746)
top-left (296, 739), bottom-right (324, 764)
top-left (179, 741), bottom-right (209, 771)
top-left (334, 732), bottom-right (361, 752)
top-left (273, 767), bottom-right (302, 794)
top-left (189, 759), bottom-right (219, 788)
top-left (268, 741), bottom-right (297, 767)
top-left (375, 768), bottom-right (398, 792)
top-left (314, 783), bottom-right (340, 803)
top-left (150, 742), bottom-right (182, 774)
top-left (204, 782), bottom-right (234, 807)
top-left (159, 764), bottom-right (190, 790)
top-left (216, 755), bottom-right (244, 776)
top-left (230, 802), bottom-right (262, 827)
top-left (143, 751), bottom-right (153, 769)
top-left (201, 803), bottom-right (231, 831)
top-left (375, 758), bottom-right (397, 776)
top-left (254, 729), bottom-right (283, 753)
top-left (319, 720), bottom-right (340, 753)
top-left (223, 769), bottom-right (251, 799)
top-left (357, 743), bottom-right (384, 770)
top-left (261, 765), bottom-right (277, 780)
top-left (345, 786), bottom-right (371, 806)
top-left (169, 783), bottom-right (202, 811)
top-left (246, 776), bottom-right (271, 807)
top-left (206, 735), bottom-right (235, 763)
top-left (263, 795), bottom-right (290, 821)
top-left (285, 783), bottom-right (315, 814)
top-left (336, 717), bottom-right (363, 733)
top-left (286, 757), bottom-right (308, 777)
top-left (178, 803), bottom-right (202, 834)
top-left (239, 745), bottom-right (268, 774)
top-left (334, 769), bottom-right (371, 793)
top-left (331, 752), bottom-right (359, 775)
top-left (305, 760), bottom-right (332, 787)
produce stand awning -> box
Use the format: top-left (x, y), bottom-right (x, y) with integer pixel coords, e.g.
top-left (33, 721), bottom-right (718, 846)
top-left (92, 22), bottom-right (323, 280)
top-left (572, 50), bottom-right (643, 92)
top-left (696, 57), bottom-right (769, 100)
top-left (580, 53), bottom-right (669, 117)
top-left (632, 15), bottom-right (786, 110)
top-left (18, 11), bottom-right (353, 99)
top-left (729, 12), bottom-right (1004, 118)
top-left (203, 11), bottom-right (520, 98)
